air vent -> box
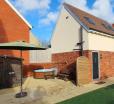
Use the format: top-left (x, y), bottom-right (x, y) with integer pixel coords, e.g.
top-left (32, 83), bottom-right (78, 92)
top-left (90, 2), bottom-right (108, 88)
top-left (66, 16), bottom-right (69, 19)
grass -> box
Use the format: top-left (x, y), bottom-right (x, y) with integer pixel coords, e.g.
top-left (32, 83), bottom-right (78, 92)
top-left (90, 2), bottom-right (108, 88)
top-left (57, 84), bottom-right (114, 104)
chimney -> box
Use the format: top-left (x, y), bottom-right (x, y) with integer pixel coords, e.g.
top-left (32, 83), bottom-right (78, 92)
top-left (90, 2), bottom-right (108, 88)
top-left (112, 24), bottom-right (114, 28)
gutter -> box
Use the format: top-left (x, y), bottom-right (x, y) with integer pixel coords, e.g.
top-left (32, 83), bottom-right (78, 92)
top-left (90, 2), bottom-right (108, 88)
top-left (89, 29), bottom-right (114, 38)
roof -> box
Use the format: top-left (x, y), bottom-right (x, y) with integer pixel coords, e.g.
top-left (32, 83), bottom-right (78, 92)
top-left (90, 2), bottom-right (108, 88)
top-left (5, 0), bottom-right (32, 29)
top-left (64, 3), bottom-right (114, 36)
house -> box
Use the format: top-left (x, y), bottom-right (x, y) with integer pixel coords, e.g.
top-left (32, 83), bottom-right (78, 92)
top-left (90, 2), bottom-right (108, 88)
top-left (51, 3), bottom-right (114, 82)
top-left (30, 32), bottom-right (41, 46)
top-left (0, 0), bottom-right (32, 65)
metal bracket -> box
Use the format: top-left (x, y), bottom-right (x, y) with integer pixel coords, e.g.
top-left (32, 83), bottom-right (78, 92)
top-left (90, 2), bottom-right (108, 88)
top-left (77, 41), bottom-right (85, 46)
top-left (73, 49), bottom-right (81, 50)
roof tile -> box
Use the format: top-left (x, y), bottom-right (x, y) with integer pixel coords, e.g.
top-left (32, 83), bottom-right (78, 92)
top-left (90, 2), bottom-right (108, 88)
top-left (64, 3), bottom-right (114, 36)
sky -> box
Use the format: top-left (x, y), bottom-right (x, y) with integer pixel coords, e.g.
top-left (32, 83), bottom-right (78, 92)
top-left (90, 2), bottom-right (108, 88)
top-left (9, 0), bottom-right (114, 42)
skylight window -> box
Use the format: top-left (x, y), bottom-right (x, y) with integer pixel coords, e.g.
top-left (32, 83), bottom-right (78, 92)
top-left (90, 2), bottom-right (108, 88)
top-left (102, 23), bottom-right (114, 31)
top-left (84, 16), bottom-right (96, 25)
top-left (102, 23), bottom-right (109, 29)
top-left (107, 25), bottom-right (113, 30)
top-left (111, 27), bottom-right (114, 31)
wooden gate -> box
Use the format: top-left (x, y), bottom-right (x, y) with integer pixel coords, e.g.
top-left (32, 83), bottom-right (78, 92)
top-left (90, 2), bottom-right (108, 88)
top-left (76, 56), bottom-right (90, 86)
top-left (0, 56), bottom-right (21, 89)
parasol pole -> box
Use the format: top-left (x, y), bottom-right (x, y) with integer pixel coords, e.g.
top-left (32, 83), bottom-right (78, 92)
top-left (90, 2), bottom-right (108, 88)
top-left (15, 50), bottom-right (27, 98)
top-left (20, 50), bottom-right (23, 93)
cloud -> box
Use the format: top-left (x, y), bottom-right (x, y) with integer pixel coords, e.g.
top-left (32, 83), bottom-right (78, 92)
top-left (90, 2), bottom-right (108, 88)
top-left (64, 0), bottom-right (114, 23)
top-left (11, 0), bottom-right (51, 14)
top-left (39, 12), bottom-right (59, 25)
top-left (11, 0), bottom-right (114, 27)
top-left (91, 0), bottom-right (114, 23)
top-left (10, 0), bottom-right (60, 27)
top-left (65, 0), bottom-right (89, 10)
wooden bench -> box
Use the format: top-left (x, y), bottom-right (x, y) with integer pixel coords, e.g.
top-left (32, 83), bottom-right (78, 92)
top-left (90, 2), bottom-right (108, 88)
top-left (58, 73), bottom-right (69, 81)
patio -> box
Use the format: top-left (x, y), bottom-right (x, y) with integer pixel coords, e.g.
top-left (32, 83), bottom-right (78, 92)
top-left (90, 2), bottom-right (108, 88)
top-left (1, 77), bottom-right (114, 104)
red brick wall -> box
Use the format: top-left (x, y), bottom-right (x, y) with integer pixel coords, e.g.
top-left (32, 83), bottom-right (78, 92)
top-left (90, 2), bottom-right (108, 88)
top-left (98, 51), bottom-right (114, 79)
top-left (52, 51), bottom-right (90, 80)
top-left (0, 1), bottom-right (30, 64)
top-left (23, 63), bottom-right (55, 77)
top-left (52, 51), bottom-right (80, 72)
top-left (52, 50), bottom-right (114, 82)
top-left (87, 51), bottom-right (114, 80)
top-left (23, 51), bottom-right (114, 81)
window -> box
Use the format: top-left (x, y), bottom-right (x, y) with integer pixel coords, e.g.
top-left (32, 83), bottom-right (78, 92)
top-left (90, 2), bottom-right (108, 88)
top-left (102, 23), bottom-right (114, 31)
top-left (84, 16), bottom-right (96, 25)
top-left (102, 23), bottom-right (109, 29)
top-left (108, 25), bottom-right (112, 29)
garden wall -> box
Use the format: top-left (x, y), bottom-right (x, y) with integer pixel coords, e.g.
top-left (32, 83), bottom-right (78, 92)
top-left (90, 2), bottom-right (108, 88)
top-left (23, 63), bottom-right (55, 77)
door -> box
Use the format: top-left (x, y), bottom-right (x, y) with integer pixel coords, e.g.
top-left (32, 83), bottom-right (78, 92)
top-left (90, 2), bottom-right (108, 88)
top-left (0, 57), bottom-right (21, 89)
top-left (92, 52), bottom-right (99, 80)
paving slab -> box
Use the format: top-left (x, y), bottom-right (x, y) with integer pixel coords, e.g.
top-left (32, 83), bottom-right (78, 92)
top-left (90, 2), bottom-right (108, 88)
top-left (0, 77), bottom-right (114, 104)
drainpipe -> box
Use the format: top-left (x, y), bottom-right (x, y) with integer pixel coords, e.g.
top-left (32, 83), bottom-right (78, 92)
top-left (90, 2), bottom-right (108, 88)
top-left (74, 26), bottom-right (84, 56)
top-left (80, 26), bottom-right (83, 56)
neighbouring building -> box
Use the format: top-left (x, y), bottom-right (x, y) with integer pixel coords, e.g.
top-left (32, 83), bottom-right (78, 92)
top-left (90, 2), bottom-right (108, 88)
top-left (30, 32), bottom-right (41, 46)
top-left (0, 0), bottom-right (32, 65)
top-left (51, 3), bottom-right (114, 82)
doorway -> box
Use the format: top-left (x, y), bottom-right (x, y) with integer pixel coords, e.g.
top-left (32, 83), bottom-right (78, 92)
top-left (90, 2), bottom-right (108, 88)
top-left (92, 52), bottom-right (99, 80)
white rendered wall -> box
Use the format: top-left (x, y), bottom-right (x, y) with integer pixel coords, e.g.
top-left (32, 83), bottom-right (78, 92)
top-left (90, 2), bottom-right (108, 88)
top-left (88, 32), bottom-right (114, 52)
top-left (51, 7), bottom-right (88, 54)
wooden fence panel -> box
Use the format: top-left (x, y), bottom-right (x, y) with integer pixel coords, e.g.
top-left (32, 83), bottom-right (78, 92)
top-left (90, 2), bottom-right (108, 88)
top-left (76, 56), bottom-right (90, 86)
top-left (29, 49), bottom-right (51, 63)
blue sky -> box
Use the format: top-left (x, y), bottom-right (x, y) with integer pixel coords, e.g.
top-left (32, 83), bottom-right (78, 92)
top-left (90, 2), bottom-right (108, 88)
top-left (9, 0), bottom-right (114, 42)
top-left (87, 0), bottom-right (95, 8)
